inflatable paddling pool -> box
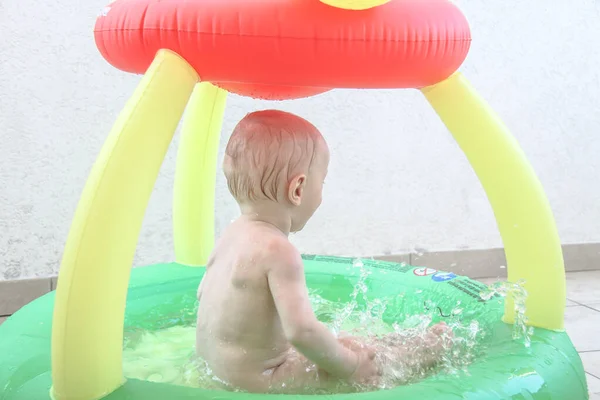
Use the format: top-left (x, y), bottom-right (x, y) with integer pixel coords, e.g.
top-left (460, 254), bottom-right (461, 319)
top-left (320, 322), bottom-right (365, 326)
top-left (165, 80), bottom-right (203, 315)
top-left (0, 0), bottom-right (589, 398)
top-left (0, 258), bottom-right (588, 399)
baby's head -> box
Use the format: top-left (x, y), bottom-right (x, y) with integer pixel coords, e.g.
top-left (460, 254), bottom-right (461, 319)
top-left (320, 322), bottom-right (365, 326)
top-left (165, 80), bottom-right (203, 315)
top-left (224, 110), bottom-right (329, 232)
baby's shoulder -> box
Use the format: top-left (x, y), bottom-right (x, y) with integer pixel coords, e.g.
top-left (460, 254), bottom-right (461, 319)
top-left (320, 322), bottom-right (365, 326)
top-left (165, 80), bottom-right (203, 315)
top-left (256, 234), bottom-right (300, 264)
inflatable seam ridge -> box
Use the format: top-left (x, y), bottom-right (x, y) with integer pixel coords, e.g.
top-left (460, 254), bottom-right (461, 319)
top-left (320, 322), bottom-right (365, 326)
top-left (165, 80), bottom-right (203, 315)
top-left (94, 29), bottom-right (471, 43)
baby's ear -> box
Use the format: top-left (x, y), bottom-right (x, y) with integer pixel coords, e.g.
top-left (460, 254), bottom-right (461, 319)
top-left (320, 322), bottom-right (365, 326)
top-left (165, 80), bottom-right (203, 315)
top-left (288, 174), bottom-right (306, 206)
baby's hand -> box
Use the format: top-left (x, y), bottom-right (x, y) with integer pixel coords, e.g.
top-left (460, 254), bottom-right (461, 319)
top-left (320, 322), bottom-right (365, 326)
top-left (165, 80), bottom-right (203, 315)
top-left (349, 345), bottom-right (382, 386)
top-left (338, 337), bottom-right (382, 386)
top-left (428, 322), bottom-right (454, 348)
top-left (337, 335), bottom-right (364, 351)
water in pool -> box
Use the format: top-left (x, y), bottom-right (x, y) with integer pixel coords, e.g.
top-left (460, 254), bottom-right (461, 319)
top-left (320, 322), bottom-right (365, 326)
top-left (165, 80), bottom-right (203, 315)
top-left (122, 262), bottom-right (531, 393)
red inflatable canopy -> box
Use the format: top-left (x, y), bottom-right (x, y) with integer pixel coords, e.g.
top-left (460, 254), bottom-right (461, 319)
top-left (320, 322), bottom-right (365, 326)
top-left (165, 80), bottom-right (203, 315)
top-left (94, 0), bottom-right (471, 100)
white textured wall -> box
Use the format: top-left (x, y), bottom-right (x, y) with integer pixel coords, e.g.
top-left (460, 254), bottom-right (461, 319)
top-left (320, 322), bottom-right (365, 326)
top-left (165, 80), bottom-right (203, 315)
top-left (1, 0), bottom-right (599, 279)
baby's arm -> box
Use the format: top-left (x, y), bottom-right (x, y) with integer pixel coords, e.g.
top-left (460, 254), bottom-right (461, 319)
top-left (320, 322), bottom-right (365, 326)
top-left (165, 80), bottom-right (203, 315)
top-left (197, 276), bottom-right (205, 300)
top-left (197, 253), bottom-right (214, 300)
top-left (266, 239), bottom-right (359, 379)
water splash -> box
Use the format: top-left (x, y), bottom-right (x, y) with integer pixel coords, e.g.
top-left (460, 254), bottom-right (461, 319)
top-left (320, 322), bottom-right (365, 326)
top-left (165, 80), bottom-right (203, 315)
top-left (480, 279), bottom-right (533, 347)
top-left (329, 259), bottom-right (372, 335)
top-left (313, 260), bottom-right (490, 388)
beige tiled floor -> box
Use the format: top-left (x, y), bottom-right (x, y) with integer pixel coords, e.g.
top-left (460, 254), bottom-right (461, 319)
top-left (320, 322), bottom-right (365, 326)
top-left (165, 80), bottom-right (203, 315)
top-left (482, 270), bottom-right (600, 397)
top-left (0, 277), bottom-right (51, 316)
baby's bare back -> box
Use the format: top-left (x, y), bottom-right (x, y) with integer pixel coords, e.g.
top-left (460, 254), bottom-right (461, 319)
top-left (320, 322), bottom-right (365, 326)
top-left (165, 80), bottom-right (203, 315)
top-left (196, 220), bottom-right (292, 391)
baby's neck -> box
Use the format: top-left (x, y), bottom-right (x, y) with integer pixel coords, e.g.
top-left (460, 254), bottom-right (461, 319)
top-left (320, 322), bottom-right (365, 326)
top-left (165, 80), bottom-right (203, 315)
top-left (239, 202), bottom-right (292, 236)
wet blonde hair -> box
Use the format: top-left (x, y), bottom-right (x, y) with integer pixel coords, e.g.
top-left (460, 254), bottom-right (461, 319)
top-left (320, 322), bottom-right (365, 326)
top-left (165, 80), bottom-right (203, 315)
top-left (224, 110), bottom-right (324, 204)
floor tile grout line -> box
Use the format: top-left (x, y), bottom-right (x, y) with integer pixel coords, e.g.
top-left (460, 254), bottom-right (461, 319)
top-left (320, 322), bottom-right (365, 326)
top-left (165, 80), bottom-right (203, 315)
top-left (567, 298), bottom-right (584, 305)
top-left (588, 371), bottom-right (600, 380)
top-left (567, 298), bottom-right (600, 312)
top-left (582, 304), bottom-right (600, 313)
top-left (579, 349), bottom-right (600, 354)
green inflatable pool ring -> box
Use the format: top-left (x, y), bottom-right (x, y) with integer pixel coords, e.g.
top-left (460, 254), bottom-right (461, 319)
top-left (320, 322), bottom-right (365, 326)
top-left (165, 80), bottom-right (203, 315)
top-left (0, 256), bottom-right (587, 400)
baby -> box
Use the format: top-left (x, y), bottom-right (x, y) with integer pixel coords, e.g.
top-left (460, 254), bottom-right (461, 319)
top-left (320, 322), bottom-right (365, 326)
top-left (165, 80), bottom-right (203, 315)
top-left (196, 110), bottom-right (451, 393)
